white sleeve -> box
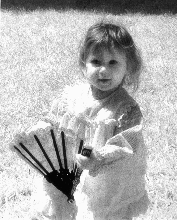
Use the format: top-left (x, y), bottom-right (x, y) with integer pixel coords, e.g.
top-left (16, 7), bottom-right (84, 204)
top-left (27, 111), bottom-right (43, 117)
top-left (88, 103), bottom-right (144, 176)
top-left (89, 124), bottom-right (143, 176)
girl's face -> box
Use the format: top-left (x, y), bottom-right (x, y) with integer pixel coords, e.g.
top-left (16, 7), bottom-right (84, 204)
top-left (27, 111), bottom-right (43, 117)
top-left (83, 48), bottom-right (128, 98)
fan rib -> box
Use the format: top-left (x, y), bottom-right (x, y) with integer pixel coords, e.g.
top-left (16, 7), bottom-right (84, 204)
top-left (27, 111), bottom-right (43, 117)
top-left (78, 140), bottom-right (84, 154)
top-left (34, 135), bottom-right (56, 172)
top-left (61, 131), bottom-right (68, 170)
top-left (19, 143), bottom-right (49, 175)
top-left (50, 129), bottom-right (63, 170)
top-left (14, 145), bottom-right (46, 176)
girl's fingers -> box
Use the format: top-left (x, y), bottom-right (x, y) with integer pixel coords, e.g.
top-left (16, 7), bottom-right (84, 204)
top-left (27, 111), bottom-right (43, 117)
top-left (76, 154), bottom-right (92, 170)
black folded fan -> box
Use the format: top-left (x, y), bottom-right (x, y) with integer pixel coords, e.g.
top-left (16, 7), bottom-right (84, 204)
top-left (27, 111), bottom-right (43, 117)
top-left (12, 129), bottom-right (91, 203)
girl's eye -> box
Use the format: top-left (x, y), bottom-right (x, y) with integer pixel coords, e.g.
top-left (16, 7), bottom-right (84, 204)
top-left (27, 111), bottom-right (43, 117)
top-left (109, 60), bottom-right (117, 65)
top-left (91, 59), bottom-right (100, 65)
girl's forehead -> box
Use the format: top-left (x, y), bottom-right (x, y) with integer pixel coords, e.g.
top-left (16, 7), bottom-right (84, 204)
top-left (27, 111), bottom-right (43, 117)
top-left (89, 46), bottom-right (125, 58)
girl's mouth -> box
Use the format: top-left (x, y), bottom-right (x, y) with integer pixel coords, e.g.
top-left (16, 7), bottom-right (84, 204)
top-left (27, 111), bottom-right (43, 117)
top-left (98, 79), bottom-right (111, 84)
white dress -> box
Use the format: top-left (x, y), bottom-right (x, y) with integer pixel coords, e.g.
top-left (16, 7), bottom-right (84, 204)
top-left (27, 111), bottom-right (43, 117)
top-left (51, 84), bottom-right (149, 220)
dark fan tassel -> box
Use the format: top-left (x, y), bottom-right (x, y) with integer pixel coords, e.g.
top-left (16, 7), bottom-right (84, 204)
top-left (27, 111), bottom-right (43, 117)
top-left (69, 140), bottom-right (85, 203)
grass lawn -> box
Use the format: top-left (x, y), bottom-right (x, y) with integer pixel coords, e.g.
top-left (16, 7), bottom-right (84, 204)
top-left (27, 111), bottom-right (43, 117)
top-left (1, 8), bottom-right (177, 219)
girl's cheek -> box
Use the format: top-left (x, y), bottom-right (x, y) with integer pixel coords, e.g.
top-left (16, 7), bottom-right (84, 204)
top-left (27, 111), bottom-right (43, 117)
top-left (88, 67), bottom-right (95, 74)
top-left (88, 67), bottom-right (98, 76)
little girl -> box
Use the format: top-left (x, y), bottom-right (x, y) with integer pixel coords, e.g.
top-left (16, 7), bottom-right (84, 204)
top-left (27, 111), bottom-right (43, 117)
top-left (48, 21), bottom-right (149, 220)
top-left (12, 21), bottom-right (149, 220)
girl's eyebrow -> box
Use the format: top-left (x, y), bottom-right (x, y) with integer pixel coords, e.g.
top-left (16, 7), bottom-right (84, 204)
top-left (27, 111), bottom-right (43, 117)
top-left (88, 55), bottom-right (99, 60)
top-left (91, 57), bottom-right (99, 60)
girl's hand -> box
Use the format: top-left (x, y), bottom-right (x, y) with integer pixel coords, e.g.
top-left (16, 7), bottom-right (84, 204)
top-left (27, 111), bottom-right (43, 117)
top-left (76, 149), bottom-right (95, 170)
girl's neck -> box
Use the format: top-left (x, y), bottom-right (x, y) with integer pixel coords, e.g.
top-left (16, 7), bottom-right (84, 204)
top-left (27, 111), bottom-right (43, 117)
top-left (90, 85), bottom-right (121, 100)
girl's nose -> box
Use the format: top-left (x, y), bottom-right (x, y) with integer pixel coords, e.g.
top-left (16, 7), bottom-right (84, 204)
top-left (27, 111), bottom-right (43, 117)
top-left (99, 66), bottom-right (107, 75)
top-left (98, 66), bottom-right (110, 78)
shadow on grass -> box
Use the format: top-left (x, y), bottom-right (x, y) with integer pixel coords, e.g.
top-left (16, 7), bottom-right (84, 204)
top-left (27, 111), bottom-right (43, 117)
top-left (2, 0), bottom-right (177, 14)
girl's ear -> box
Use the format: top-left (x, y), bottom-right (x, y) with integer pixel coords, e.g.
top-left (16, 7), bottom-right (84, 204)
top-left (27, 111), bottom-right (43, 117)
top-left (122, 71), bottom-right (129, 86)
top-left (124, 72), bottom-right (132, 87)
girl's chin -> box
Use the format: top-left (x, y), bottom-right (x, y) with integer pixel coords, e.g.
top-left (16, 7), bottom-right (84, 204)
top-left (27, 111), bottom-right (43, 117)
top-left (91, 85), bottom-right (119, 99)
